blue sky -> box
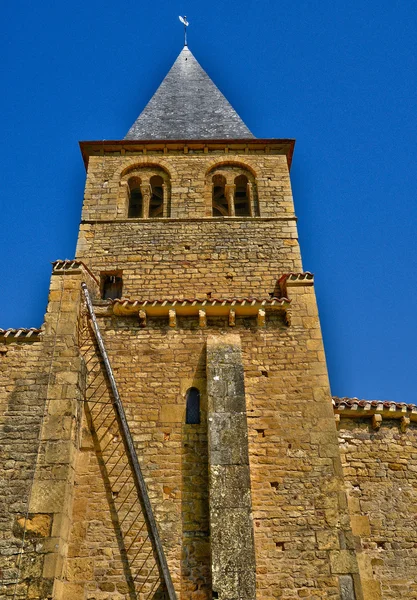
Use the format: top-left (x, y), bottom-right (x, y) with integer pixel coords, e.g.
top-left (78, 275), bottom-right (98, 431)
top-left (1, 1), bottom-right (417, 402)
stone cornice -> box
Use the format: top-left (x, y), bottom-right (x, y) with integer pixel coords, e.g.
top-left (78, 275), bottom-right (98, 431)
top-left (79, 139), bottom-right (295, 170)
top-left (94, 296), bottom-right (291, 326)
top-left (80, 216), bottom-right (298, 224)
top-left (333, 396), bottom-right (417, 429)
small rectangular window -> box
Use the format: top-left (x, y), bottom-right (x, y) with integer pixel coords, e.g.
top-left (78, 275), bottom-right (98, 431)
top-left (101, 272), bottom-right (123, 300)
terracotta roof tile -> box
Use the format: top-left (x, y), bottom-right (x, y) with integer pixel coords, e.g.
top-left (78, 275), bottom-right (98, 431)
top-left (0, 328), bottom-right (42, 339)
top-left (52, 260), bottom-right (99, 284)
top-left (333, 396), bottom-right (417, 412)
top-left (111, 296), bottom-right (290, 306)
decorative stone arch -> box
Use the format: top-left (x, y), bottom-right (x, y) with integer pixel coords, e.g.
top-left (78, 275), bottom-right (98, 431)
top-left (118, 161), bottom-right (172, 218)
top-left (119, 157), bottom-right (175, 180)
top-left (205, 161), bottom-right (258, 217)
top-left (203, 158), bottom-right (258, 179)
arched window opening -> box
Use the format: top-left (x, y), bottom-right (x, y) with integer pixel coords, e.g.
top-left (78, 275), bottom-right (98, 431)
top-left (234, 175), bottom-right (251, 216)
top-left (149, 175), bottom-right (164, 218)
top-left (128, 177), bottom-right (143, 218)
top-left (212, 175), bottom-right (228, 216)
top-left (185, 387), bottom-right (200, 425)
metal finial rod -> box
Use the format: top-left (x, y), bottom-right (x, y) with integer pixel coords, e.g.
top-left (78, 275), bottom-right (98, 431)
top-left (179, 15), bottom-right (189, 46)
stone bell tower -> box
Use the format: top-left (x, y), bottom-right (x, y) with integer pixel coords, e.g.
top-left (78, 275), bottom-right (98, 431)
top-left (0, 45), bottom-right (364, 600)
top-left (70, 45), bottom-right (363, 600)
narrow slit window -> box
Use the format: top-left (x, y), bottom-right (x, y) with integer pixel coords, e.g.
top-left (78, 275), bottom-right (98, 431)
top-left (150, 175), bottom-right (164, 218)
top-left (185, 387), bottom-right (200, 424)
top-left (102, 275), bottom-right (123, 300)
top-left (128, 177), bottom-right (143, 218)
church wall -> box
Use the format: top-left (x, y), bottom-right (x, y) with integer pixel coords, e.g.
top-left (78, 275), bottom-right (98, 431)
top-left (0, 338), bottom-right (50, 598)
top-left (76, 218), bottom-right (301, 300)
top-left (78, 154), bottom-right (295, 223)
top-left (338, 418), bottom-right (417, 600)
top-left (62, 284), bottom-right (361, 599)
top-left (0, 264), bottom-right (98, 600)
top-left (63, 149), bottom-right (365, 599)
top-left (76, 152), bottom-right (301, 302)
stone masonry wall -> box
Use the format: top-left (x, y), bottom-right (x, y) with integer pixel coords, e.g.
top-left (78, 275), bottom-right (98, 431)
top-left (1, 147), bottom-right (369, 600)
top-left (76, 218), bottom-right (301, 300)
top-left (78, 154), bottom-right (295, 222)
top-left (75, 153), bottom-right (301, 300)
top-left (62, 296), bottom-right (361, 599)
top-left (0, 337), bottom-right (50, 598)
top-left (0, 263), bottom-right (97, 600)
top-left (64, 149), bottom-right (363, 599)
top-left (338, 417), bottom-right (417, 600)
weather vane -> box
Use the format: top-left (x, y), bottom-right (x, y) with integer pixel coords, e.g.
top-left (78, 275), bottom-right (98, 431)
top-left (179, 16), bottom-right (189, 47)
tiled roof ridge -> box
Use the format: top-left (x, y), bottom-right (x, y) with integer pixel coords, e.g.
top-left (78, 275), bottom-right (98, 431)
top-left (0, 328), bottom-right (42, 339)
top-left (52, 259), bottom-right (84, 266)
top-left (52, 259), bottom-right (99, 284)
top-left (277, 273), bottom-right (314, 297)
top-left (278, 272), bottom-right (314, 284)
top-left (333, 396), bottom-right (417, 411)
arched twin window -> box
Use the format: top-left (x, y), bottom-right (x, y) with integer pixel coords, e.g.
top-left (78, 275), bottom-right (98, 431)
top-left (124, 166), bottom-right (170, 219)
top-left (122, 163), bottom-right (257, 219)
top-left (210, 166), bottom-right (256, 217)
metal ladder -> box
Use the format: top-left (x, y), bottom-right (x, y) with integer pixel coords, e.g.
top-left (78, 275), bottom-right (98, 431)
top-left (82, 283), bottom-right (177, 600)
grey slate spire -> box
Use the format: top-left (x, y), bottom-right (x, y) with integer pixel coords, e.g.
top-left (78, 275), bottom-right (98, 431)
top-left (125, 47), bottom-right (254, 140)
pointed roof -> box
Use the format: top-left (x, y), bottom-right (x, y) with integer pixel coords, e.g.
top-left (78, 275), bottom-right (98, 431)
top-left (125, 47), bottom-right (254, 140)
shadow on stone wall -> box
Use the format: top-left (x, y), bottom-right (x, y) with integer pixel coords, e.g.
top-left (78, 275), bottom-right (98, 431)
top-left (181, 348), bottom-right (211, 600)
top-left (77, 323), bottom-right (166, 600)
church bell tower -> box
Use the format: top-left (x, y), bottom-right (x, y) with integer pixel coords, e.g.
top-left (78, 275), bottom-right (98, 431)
top-left (70, 44), bottom-right (364, 600)
top-left (2, 43), bottom-right (365, 600)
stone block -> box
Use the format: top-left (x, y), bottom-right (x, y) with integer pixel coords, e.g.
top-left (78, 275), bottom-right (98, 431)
top-left (14, 513), bottom-right (52, 538)
top-left (210, 465), bottom-right (251, 509)
top-left (316, 529), bottom-right (339, 550)
top-left (339, 575), bottom-right (356, 600)
top-left (29, 480), bottom-right (68, 513)
top-left (350, 515), bottom-right (371, 537)
top-left (211, 508), bottom-right (256, 592)
top-left (361, 579), bottom-right (381, 600)
top-left (160, 404), bottom-right (184, 422)
top-left (65, 557), bottom-right (94, 582)
top-left (208, 412), bottom-right (249, 465)
top-left (207, 363), bottom-right (246, 413)
top-left (330, 550), bottom-right (359, 575)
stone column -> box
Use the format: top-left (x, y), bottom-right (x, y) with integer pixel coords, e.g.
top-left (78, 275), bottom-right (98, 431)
top-left (247, 182), bottom-right (254, 216)
top-left (224, 185), bottom-right (236, 216)
top-left (206, 334), bottom-right (256, 600)
top-left (162, 183), bottom-right (167, 217)
top-left (141, 183), bottom-right (152, 218)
